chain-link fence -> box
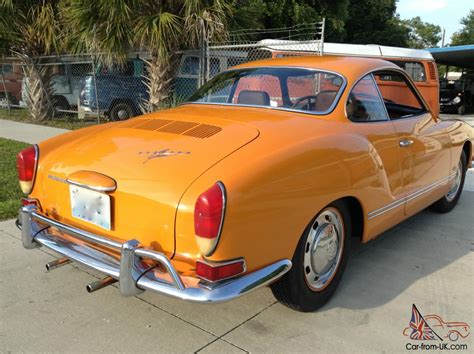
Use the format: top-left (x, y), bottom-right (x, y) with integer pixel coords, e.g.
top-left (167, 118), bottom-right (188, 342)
top-left (0, 20), bottom-right (325, 123)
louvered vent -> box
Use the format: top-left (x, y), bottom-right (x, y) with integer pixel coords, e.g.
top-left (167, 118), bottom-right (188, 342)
top-left (184, 124), bottom-right (222, 138)
top-left (158, 121), bottom-right (199, 134)
top-left (427, 62), bottom-right (437, 80)
top-left (135, 119), bottom-right (173, 130)
top-left (120, 118), bottom-right (222, 138)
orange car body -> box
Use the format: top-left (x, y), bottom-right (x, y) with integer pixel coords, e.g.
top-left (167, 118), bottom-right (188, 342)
top-left (20, 56), bottom-right (473, 302)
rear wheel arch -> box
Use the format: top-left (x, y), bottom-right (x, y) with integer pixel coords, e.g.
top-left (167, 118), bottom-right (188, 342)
top-left (339, 196), bottom-right (365, 241)
top-left (462, 140), bottom-right (472, 168)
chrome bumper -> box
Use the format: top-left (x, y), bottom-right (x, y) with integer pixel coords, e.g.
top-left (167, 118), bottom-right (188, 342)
top-left (17, 205), bottom-right (291, 303)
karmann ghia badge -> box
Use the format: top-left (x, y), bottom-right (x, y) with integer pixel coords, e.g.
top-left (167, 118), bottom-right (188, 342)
top-left (139, 149), bottom-right (191, 164)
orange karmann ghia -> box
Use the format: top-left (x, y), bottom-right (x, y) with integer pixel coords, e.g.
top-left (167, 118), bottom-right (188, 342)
top-left (17, 56), bottom-right (473, 312)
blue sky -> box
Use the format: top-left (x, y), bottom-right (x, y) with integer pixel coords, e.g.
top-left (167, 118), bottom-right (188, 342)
top-left (397, 0), bottom-right (473, 45)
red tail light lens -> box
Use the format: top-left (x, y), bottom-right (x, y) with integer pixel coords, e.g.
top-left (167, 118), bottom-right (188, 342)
top-left (194, 182), bottom-right (226, 256)
top-left (196, 259), bottom-right (245, 282)
top-left (16, 145), bottom-right (38, 194)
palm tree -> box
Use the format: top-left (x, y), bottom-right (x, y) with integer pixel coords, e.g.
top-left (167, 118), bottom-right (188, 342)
top-left (62, 0), bottom-right (234, 112)
top-left (0, 0), bottom-right (63, 121)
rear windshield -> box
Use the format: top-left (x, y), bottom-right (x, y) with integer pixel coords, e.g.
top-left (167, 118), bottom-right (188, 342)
top-left (186, 67), bottom-right (345, 114)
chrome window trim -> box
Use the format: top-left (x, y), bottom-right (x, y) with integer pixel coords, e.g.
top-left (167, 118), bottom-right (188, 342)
top-left (345, 73), bottom-right (391, 123)
top-left (181, 66), bottom-right (347, 116)
top-left (344, 66), bottom-right (433, 122)
top-left (367, 173), bottom-right (456, 220)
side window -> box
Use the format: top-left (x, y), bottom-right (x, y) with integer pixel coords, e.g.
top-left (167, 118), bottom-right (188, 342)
top-left (347, 75), bottom-right (388, 122)
top-left (390, 61), bottom-right (426, 82)
top-left (373, 71), bottom-right (426, 119)
top-left (181, 56), bottom-right (199, 75)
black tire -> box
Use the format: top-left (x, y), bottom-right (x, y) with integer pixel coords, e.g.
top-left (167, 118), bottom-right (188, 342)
top-left (271, 200), bottom-right (351, 312)
top-left (109, 102), bottom-right (134, 121)
top-left (430, 151), bottom-right (467, 213)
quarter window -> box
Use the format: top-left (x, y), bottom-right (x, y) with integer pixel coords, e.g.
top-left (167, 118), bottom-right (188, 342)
top-left (347, 75), bottom-right (388, 122)
top-left (374, 71), bottom-right (426, 119)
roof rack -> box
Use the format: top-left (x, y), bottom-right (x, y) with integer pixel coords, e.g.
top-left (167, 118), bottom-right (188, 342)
top-left (256, 39), bottom-right (434, 60)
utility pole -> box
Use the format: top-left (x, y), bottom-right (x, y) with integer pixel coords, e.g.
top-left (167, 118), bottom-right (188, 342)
top-left (441, 28), bottom-right (446, 47)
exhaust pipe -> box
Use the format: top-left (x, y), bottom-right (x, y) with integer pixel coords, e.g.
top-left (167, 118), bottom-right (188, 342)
top-left (46, 257), bottom-right (71, 271)
top-left (86, 276), bottom-right (117, 293)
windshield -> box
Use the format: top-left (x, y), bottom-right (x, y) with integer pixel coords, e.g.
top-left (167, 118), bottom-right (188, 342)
top-left (186, 67), bottom-right (345, 114)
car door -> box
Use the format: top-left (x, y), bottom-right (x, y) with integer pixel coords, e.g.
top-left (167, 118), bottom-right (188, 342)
top-left (373, 70), bottom-right (451, 217)
top-left (346, 74), bottom-right (405, 238)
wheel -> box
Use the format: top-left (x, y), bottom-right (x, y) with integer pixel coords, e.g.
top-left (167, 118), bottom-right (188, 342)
top-left (448, 331), bottom-right (459, 341)
top-left (430, 151), bottom-right (467, 213)
top-left (109, 102), bottom-right (134, 121)
top-left (271, 200), bottom-right (351, 312)
top-left (458, 105), bottom-right (466, 115)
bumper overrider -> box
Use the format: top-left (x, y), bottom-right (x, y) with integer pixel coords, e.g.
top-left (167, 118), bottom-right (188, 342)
top-left (17, 205), bottom-right (291, 303)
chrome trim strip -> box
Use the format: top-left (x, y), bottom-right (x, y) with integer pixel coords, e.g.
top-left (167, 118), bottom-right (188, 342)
top-left (181, 66), bottom-right (347, 117)
top-left (367, 174), bottom-right (455, 220)
top-left (17, 205), bottom-right (292, 303)
top-left (66, 179), bottom-right (117, 193)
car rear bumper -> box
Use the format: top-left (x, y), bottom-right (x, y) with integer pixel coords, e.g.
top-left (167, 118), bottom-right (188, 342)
top-left (17, 205), bottom-right (291, 303)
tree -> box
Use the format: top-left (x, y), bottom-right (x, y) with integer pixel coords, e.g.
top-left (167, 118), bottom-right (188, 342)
top-left (343, 0), bottom-right (408, 47)
top-left (62, 0), bottom-right (234, 111)
top-left (451, 9), bottom-right (474, 46)
top-left (403, 17), bottom-right (441, 48)
top-left (0, 0), bottom-right (64, 121)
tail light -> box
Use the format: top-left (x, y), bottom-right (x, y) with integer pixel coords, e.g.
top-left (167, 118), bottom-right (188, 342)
top-left (16, 145), bottom-right (38, 194)
top-left (196, 259), bottom-right (245, 282)
top-left (194, 182), bottom-right (226, 256)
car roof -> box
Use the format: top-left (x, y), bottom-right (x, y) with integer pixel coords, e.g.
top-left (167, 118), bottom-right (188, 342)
top-left (234, 55), bottom-right (400, 80)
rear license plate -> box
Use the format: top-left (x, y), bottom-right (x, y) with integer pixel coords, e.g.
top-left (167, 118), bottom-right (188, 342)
top-left (69, 185), bottom-right (111, 230)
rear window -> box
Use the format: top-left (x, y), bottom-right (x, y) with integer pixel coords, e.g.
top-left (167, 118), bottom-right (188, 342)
top-left (187, 67), bottom-right (345, 114)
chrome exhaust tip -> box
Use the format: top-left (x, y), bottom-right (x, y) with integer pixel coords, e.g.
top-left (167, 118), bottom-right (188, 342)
top-left (86, 276), bottom-right (117, 293)
top-left (46, 257), bottom-right (71, 271)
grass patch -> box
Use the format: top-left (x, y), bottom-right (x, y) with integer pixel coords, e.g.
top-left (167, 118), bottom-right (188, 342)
top-left (0, 108), bottom-right (99, 130)
top-left (0, 138), bottom-right (30, 220)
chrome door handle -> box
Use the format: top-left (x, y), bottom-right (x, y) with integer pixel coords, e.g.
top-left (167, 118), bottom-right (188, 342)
top-left (399, 139), bottom-right (414, 147)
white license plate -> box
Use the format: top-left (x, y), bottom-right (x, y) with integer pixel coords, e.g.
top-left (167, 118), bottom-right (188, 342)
top-left (69, 185), bottom-right (111, 230)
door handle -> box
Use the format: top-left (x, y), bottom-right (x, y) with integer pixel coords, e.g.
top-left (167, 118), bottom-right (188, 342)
top-left (399, 139), bottom-right (414, 147)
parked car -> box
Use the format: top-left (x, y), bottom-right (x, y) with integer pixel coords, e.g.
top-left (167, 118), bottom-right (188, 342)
top-left (0, 62), bottom-right (23, 106)
top-left (79, 59), bottom-right (148, 120)
top-left (440, 73), bottom-right (473, 115)
top-left (16, 56), bottom-right (472, 312)
top-left (20, 62), bottom-right (93, 114)
top-left (403, 315), bottom-right (470, 341)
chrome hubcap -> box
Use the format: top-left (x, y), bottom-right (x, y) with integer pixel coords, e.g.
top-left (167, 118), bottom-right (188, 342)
top-left (446, 161), bottom-right (462, 202)
top-left (117, 109), bottom-right (130, 120)
top-left (303, 208), bottom-right (344, 291)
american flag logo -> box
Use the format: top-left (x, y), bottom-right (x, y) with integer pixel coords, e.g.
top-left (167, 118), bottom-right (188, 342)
top-left (409, 304), bottom-right (442, 341)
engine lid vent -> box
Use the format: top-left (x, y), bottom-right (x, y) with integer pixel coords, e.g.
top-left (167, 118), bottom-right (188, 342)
top-left (120, 119), bottom-right (222, 138)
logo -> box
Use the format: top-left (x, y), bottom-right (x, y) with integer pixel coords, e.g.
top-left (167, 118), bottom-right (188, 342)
top-left (139, 149), bottom-right (191, 164)
top-left (402, 304), bottom-right (470, 343)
